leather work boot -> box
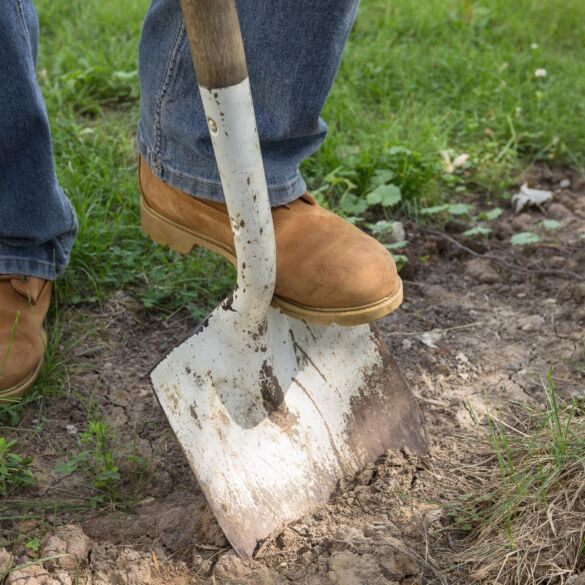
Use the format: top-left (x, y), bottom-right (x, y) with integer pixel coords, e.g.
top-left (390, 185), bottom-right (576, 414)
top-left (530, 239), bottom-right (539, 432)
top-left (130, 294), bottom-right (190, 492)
top-left (0, 276), bottom-right (51, 403)
top-left (139, 158), bottom-right (402, 326)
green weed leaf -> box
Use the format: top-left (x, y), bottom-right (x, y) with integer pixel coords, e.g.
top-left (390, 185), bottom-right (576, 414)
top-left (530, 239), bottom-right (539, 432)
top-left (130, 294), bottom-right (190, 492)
top-left (371, 169), bottom-right (395, 185)
top-left (448, 203), bottom-right (473, 216)
top-left (54, 451), bottom-right (90, 475)
top-left (421, 204), bottom-right (450, 215)
top-left (391, 254), bottom-right (408, 271)
top-left (366, 184), bottom-right (402, 207)
top-left (479, 207), bottom-right (503, 221)
top-left (541, 219), bottom-right (561, 230)
top-left (463, 226), bottom-right (493, 237)
top-left (366, 220), bottom-right (396, 235)
top-left (0, 437), bottom-right (34, 495)
top-left (339, 193), bottom-right (368, 215)
top-left (384, 241), bottom-right (409, 250)
top-left (511, 232), bottom-right (541, 245)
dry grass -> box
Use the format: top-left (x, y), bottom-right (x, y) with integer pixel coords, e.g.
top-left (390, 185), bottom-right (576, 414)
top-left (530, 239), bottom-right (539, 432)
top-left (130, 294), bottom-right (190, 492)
top-left (436, 375), bottom-right (585, 584)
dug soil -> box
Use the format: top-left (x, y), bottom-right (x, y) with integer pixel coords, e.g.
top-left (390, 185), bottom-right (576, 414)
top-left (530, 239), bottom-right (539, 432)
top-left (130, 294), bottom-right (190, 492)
top-left (3, 166), bottom-right (585, 584)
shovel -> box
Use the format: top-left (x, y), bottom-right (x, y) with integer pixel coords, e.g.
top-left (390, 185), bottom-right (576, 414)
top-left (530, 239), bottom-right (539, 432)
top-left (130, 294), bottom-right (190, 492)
top-left (150, 0), bottom-right (428, 559)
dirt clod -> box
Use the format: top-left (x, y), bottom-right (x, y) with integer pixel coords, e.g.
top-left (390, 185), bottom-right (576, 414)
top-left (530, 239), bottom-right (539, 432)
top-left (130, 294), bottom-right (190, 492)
top-left (547, 202), bottom-right (573, 220)
top-left (41, 525), bottom-right (91, 572)
top-left (90, 545), bottom-right (153, 585)
top-left (378, 548), bottom-right (419, 581)
top-left (6, 564), bottom-right (72, 585)
top-left (213, 551), bottom-right (252, 579)
top-left (0, 548), bottom-right (12, 576)
top-left (517, 314), bottom-right (546, 332)
top-left (327, 551), bottom-right (389, 584)
top-left (464, 258), bottom-right (501, 284)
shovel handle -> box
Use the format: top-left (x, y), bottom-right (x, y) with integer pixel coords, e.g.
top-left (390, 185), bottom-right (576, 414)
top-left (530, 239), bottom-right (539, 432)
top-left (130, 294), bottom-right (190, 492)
top-left (179, 0), bottom-right (277, 324)
top-left (179, 0), bottom-right (247, 89)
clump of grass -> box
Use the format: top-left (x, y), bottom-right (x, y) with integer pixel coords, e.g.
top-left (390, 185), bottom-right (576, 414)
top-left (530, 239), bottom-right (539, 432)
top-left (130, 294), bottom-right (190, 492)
top-left (54, 419), bottom-right (150, 507)
top-left (444, 374), bottom-right (585, 584)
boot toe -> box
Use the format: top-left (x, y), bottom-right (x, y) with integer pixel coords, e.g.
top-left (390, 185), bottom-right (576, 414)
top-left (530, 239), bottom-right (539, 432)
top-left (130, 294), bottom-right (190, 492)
top-left (0, 340), bottom-right (43, 393)
top-left (274, 205), bottom-right (402, 320)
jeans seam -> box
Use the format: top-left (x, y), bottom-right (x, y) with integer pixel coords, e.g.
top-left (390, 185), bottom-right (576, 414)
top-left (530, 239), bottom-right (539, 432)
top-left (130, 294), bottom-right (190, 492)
top-left (15, 0), bottom-right (33, 52)
top-left (152, 21), bottom-right (186, 170)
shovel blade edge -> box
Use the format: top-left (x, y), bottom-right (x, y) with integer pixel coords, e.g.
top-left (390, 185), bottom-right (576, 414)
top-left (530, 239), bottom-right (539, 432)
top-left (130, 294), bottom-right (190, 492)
top-left (151, 306), bottom-right (427, 558)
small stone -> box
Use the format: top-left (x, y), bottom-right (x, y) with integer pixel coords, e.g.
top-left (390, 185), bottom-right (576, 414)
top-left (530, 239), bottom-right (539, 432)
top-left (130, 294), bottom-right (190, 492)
top-left (517, 314), bottom-right (546, 332)
top-left (560, 179), bottom-right (571, 189)
top-left (560, 283), bottom-right (585, 303)
top-left (548, 255), bottom-right (573, 270)
top-left (510, 213), bottom-right (534, 231)
top-left (401, 339), bottom-right (413, 351)
top-left (390, 221), bottom-right (406, 243)
top-left (547, 202), bottom-right (573, 221)
top-left (464, 258), bottom-right (500, 284)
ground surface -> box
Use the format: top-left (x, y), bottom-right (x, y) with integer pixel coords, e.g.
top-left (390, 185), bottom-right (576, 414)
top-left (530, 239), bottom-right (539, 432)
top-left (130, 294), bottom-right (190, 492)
top-left (2, 167), bottom-right (585, 584)
top-left (2, 0), bottom-right (585, 582)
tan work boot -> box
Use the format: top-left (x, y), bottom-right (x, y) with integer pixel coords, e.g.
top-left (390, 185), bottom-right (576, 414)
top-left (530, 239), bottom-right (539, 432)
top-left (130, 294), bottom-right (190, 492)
top-left (139, 158), bottom-right (402, 326)
top-left (0, 276), bottom-right (51, 403)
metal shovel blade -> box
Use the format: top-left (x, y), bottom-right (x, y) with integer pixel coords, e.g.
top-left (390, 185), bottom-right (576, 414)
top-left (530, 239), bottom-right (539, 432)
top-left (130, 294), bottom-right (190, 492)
top-left (151, 302), bottom-right (427, 559)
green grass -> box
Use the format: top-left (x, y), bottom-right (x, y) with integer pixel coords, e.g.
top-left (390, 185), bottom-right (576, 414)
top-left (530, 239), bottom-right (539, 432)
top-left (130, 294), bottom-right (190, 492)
top-left (32, 0), bottom-right (585, 312)
top-left (313, 0), bottom-right (585, 200)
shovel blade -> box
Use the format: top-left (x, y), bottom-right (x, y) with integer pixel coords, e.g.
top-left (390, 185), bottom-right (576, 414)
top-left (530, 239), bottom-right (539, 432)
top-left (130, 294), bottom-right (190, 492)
top-left (151, 305), bottom-right (427, 559)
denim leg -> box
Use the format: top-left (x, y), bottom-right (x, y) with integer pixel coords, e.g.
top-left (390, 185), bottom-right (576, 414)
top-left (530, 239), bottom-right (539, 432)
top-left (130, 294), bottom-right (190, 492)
top-left (139, 0), bottom-right (359, 205)
top-left (0, 0), bottom-right (78, 280)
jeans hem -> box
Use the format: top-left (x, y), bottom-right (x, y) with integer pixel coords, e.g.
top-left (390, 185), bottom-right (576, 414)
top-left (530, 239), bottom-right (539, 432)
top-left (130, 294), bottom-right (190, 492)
top-left (0, 256), bottom-right (61, 280)
top-left (138, 140), bottom-right (307, 206)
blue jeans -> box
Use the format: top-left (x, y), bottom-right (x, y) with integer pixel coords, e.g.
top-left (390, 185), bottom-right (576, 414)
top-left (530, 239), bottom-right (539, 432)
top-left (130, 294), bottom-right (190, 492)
top-left (0, 0), bottom-right (359, 280)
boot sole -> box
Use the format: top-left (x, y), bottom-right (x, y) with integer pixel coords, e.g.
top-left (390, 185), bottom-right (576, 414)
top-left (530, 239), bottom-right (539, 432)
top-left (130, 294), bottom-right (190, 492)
top-left (141, 196), bottom-right (403, 326)
top-left (0, 357), bottom-right (44, 405)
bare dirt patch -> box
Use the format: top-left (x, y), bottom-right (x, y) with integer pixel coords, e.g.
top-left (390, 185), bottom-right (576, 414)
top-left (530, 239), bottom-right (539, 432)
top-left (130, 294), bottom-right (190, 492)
top-left (2, 168), bottom-right (585, 584)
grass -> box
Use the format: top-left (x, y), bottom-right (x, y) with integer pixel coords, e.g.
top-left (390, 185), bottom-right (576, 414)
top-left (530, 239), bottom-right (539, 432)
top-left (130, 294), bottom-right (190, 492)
top-left (29, 0), bottom-right (585, 315)
top-left (441, 375), bottom-right (585, 584)
top-left (313, 0), bottom-right (585, 201)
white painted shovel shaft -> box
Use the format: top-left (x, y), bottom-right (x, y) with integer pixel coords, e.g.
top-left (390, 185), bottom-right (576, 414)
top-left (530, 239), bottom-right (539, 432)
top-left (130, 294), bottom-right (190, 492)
top-left (199, 80), bottom-right (276, 324)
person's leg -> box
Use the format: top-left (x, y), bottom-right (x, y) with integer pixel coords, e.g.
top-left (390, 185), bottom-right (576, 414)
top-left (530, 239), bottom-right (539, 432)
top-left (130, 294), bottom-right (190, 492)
top-left (0, 0), bottom-right (76, 402)
top-left (0, 0), bottom-right (77, 280)
top-left (138, 0), bottom-right (359, 205)
top-left (138, 0), bottom-right (403, 326)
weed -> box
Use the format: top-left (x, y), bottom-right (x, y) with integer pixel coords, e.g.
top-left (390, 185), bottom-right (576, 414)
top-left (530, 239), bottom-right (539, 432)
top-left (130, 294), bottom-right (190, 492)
top-left (25, 537), bottom-right (41, 557)
top-left (54, 419), bottom-right (149, 507)
top-left (0, 438), bottom-right (34, 496)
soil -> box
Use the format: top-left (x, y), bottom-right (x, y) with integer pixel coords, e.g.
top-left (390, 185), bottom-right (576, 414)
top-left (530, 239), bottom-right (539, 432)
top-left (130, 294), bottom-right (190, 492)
top-left (2, 165), bottom-right (585, 584)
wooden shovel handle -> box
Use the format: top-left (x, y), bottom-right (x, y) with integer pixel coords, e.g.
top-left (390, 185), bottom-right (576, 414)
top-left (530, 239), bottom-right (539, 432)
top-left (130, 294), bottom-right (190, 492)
top-left (180, 0), bottom-right (248, 89)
